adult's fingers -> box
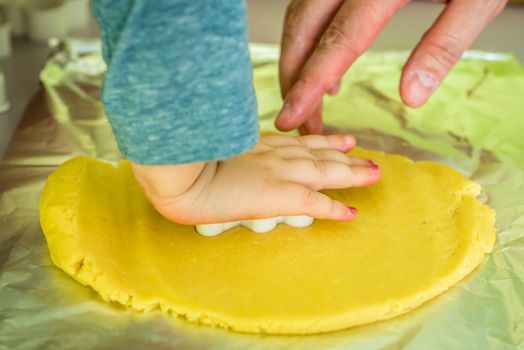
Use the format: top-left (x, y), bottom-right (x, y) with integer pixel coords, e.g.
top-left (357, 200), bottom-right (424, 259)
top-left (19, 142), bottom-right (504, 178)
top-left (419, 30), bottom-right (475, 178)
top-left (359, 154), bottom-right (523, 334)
top-left (400, 0), bottom-right (507, 107)
top-left (298, 104), bottom-right (323, 135)
top-left (279, 0), bottom-right (345, 97)
top-left (279, 158), bottom-right (381, 190)
top-left (262, 134), bottom-right (356, 152)
top-left (275, 0), bottom-right (408, 131)
top-left (280, 0), bottom-right (343, 135)
top-left (327, 80), bottom-right (342, 96)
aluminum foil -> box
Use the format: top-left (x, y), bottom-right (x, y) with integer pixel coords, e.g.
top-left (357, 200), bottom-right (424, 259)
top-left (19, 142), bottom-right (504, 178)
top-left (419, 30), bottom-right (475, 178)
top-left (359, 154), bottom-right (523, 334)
top-left (1, 42), bottom-right (523, 349)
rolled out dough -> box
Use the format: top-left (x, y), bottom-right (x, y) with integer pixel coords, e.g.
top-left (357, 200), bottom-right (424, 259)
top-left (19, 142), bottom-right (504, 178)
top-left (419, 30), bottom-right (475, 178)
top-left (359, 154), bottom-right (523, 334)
top-left (39, 149), bottom-right (495, 334)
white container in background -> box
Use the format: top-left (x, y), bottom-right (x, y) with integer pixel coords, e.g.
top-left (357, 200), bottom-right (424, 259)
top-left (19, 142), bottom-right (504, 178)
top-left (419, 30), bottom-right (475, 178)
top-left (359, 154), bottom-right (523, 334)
top-left (67, 0), bottom-right (89, 30)
top-left (0, 14), bottom-right (12, 58)
top-left (0, 71), bottom-right (10, 113)
top-left (25, 0), bottom-right (69, 42)
top-left (3, 0), bottom-right (25, 37)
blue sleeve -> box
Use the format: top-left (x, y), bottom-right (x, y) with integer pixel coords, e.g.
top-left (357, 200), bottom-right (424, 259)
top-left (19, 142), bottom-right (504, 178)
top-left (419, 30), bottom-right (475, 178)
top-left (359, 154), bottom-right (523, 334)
top-left (92, 0), bottom-right (259, 165)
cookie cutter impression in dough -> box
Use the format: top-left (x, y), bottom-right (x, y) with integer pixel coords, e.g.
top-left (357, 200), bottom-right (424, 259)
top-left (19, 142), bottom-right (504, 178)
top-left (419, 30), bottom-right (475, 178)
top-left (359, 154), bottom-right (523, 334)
top-left (196, 215), bottom-right (314, 236)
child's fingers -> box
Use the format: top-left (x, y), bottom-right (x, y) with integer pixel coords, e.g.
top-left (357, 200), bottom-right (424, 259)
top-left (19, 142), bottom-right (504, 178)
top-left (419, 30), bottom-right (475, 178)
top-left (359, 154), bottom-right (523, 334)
top-left (275, 146), bottom-right (369, 165)
top-left (279, 158), bottom-right (381, 190)
top-left (263, 134), bottom-right (356, 152)
top-left (273, 184), bottom-right (356, 220)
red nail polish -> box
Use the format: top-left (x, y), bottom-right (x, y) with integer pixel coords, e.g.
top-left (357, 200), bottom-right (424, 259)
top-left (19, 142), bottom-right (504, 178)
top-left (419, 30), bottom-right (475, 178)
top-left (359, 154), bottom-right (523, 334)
top-left (368, 160), bottom-right (380, 170)
top-left (348, 206), bottom-right (357, 216)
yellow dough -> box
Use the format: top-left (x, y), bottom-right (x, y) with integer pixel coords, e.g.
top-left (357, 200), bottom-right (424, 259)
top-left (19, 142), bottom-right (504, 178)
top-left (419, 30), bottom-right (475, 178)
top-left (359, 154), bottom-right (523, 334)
top-left (39, 149), bottom-right (495, 334)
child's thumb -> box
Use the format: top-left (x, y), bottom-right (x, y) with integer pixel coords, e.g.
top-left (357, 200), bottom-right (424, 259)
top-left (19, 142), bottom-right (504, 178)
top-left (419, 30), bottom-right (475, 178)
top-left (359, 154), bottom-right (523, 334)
top-left (281, 185), bottom-right (356, 221)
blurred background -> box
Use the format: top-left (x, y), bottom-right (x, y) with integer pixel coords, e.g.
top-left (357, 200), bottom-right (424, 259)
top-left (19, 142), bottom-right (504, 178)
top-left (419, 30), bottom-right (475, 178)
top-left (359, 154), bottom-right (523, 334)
top-left (0, 0), bottom-right (522, 158)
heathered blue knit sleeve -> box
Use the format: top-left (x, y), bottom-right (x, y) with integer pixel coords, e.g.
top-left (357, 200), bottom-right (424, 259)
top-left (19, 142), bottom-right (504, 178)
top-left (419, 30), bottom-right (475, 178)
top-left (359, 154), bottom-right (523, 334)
top-left (92, 0), bottom-right (259, 165)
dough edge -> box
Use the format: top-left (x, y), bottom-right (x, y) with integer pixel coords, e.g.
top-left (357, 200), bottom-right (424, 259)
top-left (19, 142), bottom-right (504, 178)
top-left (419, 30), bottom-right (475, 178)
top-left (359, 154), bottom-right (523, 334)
top-left (39, 153), bottom-right (496, 334)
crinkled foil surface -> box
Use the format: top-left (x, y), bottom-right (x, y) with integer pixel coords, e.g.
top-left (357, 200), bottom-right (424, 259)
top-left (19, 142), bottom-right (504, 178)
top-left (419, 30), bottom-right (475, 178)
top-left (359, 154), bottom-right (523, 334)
top-left (1, 43), bottom-right (523, 349)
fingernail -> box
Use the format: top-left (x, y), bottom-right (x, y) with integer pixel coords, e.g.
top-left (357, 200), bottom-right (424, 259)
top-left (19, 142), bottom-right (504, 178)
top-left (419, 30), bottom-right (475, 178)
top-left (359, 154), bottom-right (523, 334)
top-left (406, 71), bottom-right (436, 107)
top-left (347, 206), bottom-right (357, 216)
top-left (367, 160), bottom-right (380, 170)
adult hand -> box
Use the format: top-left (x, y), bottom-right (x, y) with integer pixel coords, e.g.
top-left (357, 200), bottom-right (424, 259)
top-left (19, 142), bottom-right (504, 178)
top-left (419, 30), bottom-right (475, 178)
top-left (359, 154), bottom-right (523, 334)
top-left (275, 0), bottom-right (507, 134)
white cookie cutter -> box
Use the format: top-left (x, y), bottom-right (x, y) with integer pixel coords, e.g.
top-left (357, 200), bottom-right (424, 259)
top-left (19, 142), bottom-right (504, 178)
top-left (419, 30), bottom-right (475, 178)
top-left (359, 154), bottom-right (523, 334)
top-left (196, 215), bottom-right (314, 237)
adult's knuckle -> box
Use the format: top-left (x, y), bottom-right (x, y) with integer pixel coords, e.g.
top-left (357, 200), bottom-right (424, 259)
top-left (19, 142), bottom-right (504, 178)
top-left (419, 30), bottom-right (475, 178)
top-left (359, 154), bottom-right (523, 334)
top-left (363, 1), bottom-right (386, 25)
top-left (423, 33), bottom-right (463, 68)
top-left (283, 1), bottom-right (302, 41)
top-left (294, 73), bottom-right (315, 89)
top-left (319, 23), bottom-right (350, 51)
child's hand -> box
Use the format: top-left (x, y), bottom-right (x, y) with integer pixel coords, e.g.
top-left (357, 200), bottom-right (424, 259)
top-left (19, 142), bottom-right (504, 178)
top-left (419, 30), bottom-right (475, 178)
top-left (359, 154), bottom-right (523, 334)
top-left (131, 134), bottom-right (380, 225)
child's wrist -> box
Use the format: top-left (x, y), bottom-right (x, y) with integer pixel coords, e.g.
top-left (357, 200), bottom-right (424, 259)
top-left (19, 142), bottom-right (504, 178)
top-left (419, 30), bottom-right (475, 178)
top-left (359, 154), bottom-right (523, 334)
top-left (130, 161), bottom-right (206, 202)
